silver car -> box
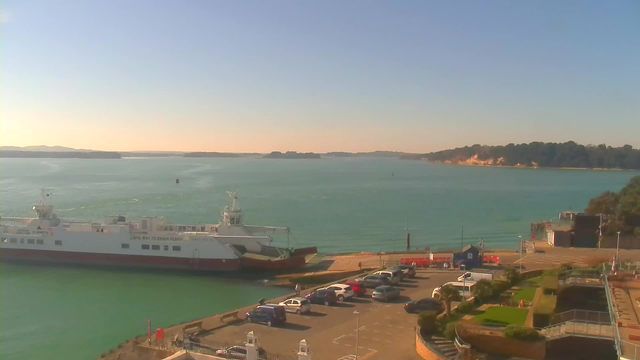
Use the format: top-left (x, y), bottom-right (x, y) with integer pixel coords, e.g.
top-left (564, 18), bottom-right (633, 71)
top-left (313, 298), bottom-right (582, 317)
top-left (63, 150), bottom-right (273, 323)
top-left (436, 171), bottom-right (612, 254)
top-left (278, 297), bottom-right (311, 314)
top-left (371, 285), bottom-right (400, 302)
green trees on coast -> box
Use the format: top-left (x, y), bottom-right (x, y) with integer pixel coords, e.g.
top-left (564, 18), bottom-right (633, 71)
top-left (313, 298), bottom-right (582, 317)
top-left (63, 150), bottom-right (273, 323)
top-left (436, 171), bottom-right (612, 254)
top-left (403, 141), bottom-right (640, 169)
top-left (586, 176), bottom-right (640, 235)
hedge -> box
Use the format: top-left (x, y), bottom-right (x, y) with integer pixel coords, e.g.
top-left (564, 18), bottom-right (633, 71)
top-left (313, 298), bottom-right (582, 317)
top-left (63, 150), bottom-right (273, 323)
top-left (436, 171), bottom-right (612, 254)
top-left (503, 325), bottom-right (544, 341)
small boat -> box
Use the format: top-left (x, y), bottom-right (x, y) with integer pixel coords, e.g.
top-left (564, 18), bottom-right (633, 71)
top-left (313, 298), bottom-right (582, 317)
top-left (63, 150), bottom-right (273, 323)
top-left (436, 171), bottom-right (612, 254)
top-left (176, 178), bottom-right (180, 184)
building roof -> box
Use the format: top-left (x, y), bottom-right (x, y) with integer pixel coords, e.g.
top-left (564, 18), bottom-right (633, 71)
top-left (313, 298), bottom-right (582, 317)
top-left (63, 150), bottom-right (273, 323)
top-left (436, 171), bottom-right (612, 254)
top-left (461, 245), bottom-right (479, 252)
top-left (548, 224), bottom-right (573, 232)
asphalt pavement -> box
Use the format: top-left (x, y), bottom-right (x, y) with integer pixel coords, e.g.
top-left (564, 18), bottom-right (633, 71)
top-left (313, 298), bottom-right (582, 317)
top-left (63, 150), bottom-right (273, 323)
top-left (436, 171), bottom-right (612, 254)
top-left (201, 270), bottom-right (462, 360)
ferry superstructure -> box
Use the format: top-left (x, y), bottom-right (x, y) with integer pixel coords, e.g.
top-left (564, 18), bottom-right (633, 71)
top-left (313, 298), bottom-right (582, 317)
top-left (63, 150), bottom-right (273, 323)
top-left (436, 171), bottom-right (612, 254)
top-left (0, 191), bottom-right (313, 271)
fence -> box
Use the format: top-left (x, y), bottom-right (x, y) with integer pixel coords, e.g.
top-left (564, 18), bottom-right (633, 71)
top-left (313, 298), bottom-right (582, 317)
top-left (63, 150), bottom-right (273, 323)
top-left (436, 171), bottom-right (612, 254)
top-left (551, 310), bottom-right (610, 325)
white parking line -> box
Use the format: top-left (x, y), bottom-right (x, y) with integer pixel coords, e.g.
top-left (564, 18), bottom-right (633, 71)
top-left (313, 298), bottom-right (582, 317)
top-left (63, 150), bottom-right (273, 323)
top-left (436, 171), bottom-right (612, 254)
top-left (333, 334), bottom-right (347, 344)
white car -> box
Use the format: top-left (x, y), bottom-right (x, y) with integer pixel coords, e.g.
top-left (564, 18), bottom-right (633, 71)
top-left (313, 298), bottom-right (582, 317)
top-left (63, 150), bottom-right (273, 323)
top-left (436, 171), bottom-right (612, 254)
top-left (320, 284), bottom-right (355, 302)
top-left (373, 270), bottom-right (401, 285)
top-left (278, 297), bottom-right (311, 314)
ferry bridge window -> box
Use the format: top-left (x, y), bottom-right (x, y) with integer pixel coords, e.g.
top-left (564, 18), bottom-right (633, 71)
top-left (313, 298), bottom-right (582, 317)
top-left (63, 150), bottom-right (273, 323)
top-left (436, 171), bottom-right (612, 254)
top-left (36, 239), bottom-right (44, 245)
top-left (10, 238), bottom-right (17, 243)
top-left (20, 239), bottom-right (24, 243)
top-left (151, 245), bottom-right (160, 250)
top-left (55, 240), bottom-right (62, 246)
top-left (121, 243), bottom-right (130, 249)
top-left (27, 239), bottom-right (35, 244)
top-left (142, 244), bottom-right (150, 250)
top-left (164, 245), bottom-right (169, 251)
top-left (172, 246), bottom-right (181, 251)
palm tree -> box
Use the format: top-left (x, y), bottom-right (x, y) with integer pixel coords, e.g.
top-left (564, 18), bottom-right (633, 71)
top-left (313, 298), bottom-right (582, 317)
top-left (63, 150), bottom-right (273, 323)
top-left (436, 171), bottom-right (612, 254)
top-left (439, 284), bottom-right (461, 316)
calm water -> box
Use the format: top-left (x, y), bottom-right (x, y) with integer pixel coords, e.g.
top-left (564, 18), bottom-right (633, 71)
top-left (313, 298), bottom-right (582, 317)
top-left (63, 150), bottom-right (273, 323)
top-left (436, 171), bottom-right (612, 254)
top-left (1, 157), bottom-right (637, 360)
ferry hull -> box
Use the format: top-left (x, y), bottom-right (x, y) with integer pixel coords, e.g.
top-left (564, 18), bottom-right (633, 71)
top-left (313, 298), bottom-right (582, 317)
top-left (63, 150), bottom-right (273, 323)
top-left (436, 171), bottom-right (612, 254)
top-left (0, 248), bottom-right (241, 271)
top-left (240, 256), bottom-right (307, 270)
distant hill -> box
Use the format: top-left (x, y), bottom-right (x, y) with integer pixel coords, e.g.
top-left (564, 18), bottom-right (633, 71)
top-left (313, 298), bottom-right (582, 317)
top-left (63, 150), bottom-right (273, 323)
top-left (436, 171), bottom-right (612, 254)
top-left (264, 151), bottom-right (321, 159)
top-left (0, 151), bottom-right (121, 159)
top-left (0, 145), bottom-right (93, 152)
top-left (184, 152), bottom-right (241, 158)
top-left (402, 142), bottom-right (640, 170)
top-left (325, 151), bottom-right (411, 158)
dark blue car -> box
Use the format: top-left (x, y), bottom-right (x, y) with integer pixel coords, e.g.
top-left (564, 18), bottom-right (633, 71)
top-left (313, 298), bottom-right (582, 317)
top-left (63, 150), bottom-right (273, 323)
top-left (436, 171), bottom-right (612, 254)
top-left (246, 305), bottom-right (287, 327)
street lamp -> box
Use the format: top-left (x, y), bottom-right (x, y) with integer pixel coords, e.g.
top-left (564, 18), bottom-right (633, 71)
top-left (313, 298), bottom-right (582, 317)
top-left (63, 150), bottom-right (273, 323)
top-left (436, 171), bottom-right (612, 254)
top-left (354, 310), bottom-right (360, 359)
top-left (617, 231), bottom-right (621, 262)
top-left (518, 236), bottom-right (523, 273)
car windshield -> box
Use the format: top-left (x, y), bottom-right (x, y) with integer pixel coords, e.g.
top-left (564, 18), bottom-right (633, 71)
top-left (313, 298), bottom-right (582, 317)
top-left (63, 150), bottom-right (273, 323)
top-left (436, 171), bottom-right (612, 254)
top-left (344, 286), bottom-right (352, 291)
top-left (300, 299), bottom-right (309, 305)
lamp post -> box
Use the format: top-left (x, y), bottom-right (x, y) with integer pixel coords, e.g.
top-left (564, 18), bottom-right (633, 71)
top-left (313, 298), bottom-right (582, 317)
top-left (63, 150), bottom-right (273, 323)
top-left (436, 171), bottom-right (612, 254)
top-left (518, 236), bottom-right (523, 273)
top-left (617, 231), bottom-right (621, 263)
top-left (354, 310), bottom-right (360, 359)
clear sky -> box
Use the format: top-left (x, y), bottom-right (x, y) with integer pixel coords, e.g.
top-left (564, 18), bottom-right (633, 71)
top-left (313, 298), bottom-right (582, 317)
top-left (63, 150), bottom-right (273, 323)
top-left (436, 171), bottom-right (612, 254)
top-left (1, 1), bottom-right (639, 153)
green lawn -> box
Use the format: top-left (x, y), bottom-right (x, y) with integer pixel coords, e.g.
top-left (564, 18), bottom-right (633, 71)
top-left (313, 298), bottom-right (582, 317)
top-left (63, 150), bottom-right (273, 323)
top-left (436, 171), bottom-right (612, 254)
top-left (525, 276), bottom-right (542, 286)
top-left (512, 287), bottom-right (537, 302)
top-left (473, 306), bottom-right (529, 326)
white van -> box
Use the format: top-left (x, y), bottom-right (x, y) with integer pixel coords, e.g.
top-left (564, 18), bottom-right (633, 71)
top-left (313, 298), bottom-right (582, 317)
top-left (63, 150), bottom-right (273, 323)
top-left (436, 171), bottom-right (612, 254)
top-left (373, 270), bottom-right (401, 285)
top-left (458, 272), bottom-right (493, 282)
top-left (432, 281), bottom-right (476, 299)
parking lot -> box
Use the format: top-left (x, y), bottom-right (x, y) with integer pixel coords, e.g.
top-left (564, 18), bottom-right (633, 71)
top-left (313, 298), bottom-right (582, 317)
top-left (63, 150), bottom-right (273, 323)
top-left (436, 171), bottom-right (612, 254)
top-left (200, 270), bottom-right (462, 360)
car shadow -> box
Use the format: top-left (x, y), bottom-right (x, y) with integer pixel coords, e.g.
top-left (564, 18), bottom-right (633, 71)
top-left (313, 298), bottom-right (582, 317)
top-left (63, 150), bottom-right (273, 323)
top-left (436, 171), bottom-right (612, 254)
top-left (279, 323), bottom-right (312, 331)
top-left (412, 275), bottom-right (430, 280)
top-left (395, 283), bottom-right (418, 288)
top-left (332, 302), bottom-right (356, 308)
top-left (303, 310), bottom-right (327, 317)
top-left (349, 298), bottom-right (372, 304)
top-left (389, 295), bottom-right (412, 304)
top-left (401, 279), bottom-right (418, 284)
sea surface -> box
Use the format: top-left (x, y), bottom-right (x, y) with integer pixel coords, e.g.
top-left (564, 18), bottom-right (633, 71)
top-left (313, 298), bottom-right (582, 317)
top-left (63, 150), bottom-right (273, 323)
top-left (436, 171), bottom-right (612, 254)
top-left (1, 157), bottom-right (637, 360)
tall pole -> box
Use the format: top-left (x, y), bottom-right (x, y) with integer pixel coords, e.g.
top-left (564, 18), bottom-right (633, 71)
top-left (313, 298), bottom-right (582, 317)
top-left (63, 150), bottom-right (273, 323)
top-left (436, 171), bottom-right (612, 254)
top-left (617, 231), bottom-right (621, 262)
top-left (598, 214), bottom-right (603, 248)
top-left (519, 236), bottom-right (523, 273)
top-left (354, 311), bottom-right (360, 359)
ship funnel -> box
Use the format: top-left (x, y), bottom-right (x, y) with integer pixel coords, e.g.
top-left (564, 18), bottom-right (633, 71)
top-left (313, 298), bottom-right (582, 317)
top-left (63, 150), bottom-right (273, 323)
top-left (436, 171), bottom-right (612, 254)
top-left (222, 192), bottom-right (243, 226)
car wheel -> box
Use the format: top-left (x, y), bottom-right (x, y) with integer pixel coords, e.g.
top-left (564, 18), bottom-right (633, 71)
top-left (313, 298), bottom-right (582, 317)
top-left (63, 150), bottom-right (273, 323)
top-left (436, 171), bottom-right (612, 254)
top-left (296, 309), bottom-right (301, 315)
top-left (267, 321), bottom-right (272, 327)
top-left (324, 300), bottom-right (330, 306)
top-left (338, 295), bottom-right (344, 302)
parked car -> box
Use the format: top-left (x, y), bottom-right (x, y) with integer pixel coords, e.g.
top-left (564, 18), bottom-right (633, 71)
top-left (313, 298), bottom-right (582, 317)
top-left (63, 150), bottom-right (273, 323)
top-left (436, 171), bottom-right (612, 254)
top-left (355, 275), bottom-right (391, 288)
top-left (373, 270), bottom-right (401, 284)
top-left (216, 345), bottom-right (247, 359)
top-left (392, 265), bottom-right (417, 278)
top-left (306, 289), bottom-right (338, 306)
top-left (245, 305), bottom-right (287, 327)
top-left (278, 297), bottom-right (311, 314)
top-left (371, 285), bottom-right (400, 302)
top-left (404, 298), bottom-right (444, 314)
top-left (432, 282), bottom-right (476, 299)
top-left (319, 284), bottom-right (355, 301)
top-left (344, 281), bottom-right (367, 297)
top-left (458, 272), bottom-right (493, 282)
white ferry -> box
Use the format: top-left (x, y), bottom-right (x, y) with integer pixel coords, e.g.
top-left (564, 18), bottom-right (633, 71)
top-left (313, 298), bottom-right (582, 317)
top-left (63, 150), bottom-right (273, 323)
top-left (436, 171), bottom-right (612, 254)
top-left (0, 191), bottom-right (315, 271)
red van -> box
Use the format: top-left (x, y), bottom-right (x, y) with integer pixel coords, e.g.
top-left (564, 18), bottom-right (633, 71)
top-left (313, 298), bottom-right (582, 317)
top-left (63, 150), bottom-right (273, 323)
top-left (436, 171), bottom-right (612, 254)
top-left (344, 281), bottom-right (367, 297)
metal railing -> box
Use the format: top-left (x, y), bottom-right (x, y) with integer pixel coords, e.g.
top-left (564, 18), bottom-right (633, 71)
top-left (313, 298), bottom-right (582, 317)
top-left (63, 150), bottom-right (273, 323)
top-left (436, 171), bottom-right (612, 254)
top-left (603, 264), bottom-right (623, 357)
top-left (541, 319), bottom-right (614, 339)
top-left (551, 309), bottom-right (610, 325)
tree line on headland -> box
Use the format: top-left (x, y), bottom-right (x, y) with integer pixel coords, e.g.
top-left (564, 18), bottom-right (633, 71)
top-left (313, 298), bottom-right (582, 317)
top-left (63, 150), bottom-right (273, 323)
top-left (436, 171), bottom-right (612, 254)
top-left (586, 176), bottom-right (640, 236)
top-left (402, 141), bottom-right (640, 170)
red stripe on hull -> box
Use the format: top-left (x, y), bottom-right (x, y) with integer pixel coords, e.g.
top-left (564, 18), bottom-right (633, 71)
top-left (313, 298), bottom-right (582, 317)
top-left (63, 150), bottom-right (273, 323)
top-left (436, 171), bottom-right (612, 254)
top-left (0, 248), bottom-right (241, 271)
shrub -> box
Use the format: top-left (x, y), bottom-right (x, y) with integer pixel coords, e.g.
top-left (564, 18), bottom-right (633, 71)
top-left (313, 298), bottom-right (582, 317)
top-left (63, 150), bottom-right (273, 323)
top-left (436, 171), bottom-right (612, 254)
top-left (443, 321), bottom-right (458, 340)
top-left (456, 300), bottom-right (475, 314)
top-left (473, 279), bottom-right (494, 303)
top-left (503, 325), bottom-right (544, 341)
top-left (504, 268), bottom-right (520, 285)
top-left (418, 311), bottom-right (438, 333)
top-left (491, 280), bottom-right (510, 295)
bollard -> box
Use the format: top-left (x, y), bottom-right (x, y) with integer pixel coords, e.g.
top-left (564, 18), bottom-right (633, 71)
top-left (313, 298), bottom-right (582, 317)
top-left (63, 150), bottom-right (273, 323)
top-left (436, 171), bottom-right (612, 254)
top-left (245, 331), bottom-right (259, 360)
top-left (298, 339), bottom-right (312, 360)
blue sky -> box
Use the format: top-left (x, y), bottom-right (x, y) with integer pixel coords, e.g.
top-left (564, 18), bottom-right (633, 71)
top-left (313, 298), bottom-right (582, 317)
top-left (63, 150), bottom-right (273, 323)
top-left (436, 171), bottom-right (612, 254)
top-left (1, 1), bottom-right (639, 152)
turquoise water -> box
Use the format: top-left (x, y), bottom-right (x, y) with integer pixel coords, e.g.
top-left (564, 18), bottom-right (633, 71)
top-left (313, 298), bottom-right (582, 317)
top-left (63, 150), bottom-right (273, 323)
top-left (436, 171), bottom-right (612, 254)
top-left (1, 157), bottom-right (637, 359)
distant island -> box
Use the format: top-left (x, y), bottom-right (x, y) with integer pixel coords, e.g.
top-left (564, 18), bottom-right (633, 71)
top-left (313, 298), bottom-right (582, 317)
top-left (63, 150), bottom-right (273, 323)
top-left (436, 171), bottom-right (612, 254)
top-left (183, 152), bottom-right (241, 158)
top-left (0, 151), bottom-right (121, 159)
top-left (324, 151), bottom-right (410, 158)
top-left (402, 142), bottom-right (640, 170)
top-left (264, 151), bottom-right (321, 159)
